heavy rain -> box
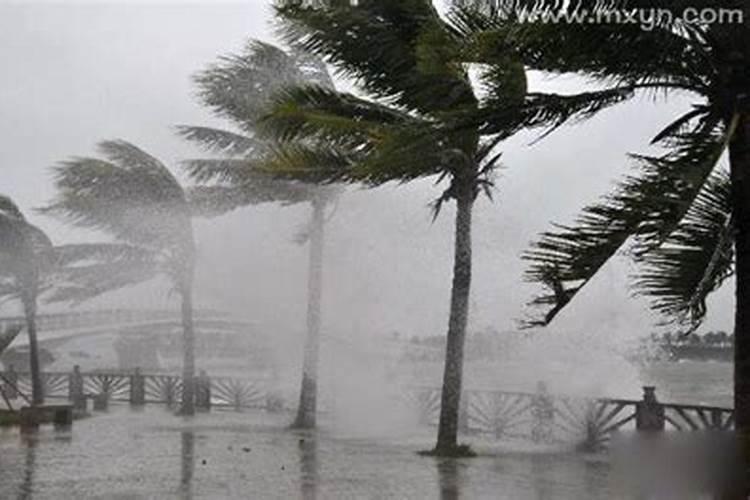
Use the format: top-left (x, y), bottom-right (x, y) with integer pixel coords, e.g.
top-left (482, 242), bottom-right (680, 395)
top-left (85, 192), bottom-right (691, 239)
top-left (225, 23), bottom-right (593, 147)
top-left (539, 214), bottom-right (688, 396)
top-left (0, 1), bottom-right (748, 498)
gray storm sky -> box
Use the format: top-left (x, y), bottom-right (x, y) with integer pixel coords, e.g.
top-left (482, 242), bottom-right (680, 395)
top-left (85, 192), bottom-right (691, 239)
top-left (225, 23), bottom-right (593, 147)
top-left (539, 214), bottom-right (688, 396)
top-left (0, 1), bottom-right (734, 343)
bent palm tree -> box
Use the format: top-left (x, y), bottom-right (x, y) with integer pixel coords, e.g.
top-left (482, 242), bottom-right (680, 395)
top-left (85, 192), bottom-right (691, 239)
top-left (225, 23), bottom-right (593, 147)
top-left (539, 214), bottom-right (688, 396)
top-left (452, 0), bottom-right (750, 441)
top-left (42, 140), bottom-right (199, 415)
top-left (178, 41), bottom-right (339, 428)
top-left (0, 196), bottom-right (54, 406)
top-left (263, 0), bottom-right (620, 454)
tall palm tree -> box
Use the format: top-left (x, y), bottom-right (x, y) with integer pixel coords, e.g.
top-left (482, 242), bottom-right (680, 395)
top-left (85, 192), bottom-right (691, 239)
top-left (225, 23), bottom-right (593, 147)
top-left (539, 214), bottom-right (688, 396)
top-left (42, 140), bottom-right (200, 415)
top-left (260, 0), bottom-right (622, 454)
top-left (178, 41), bottom-right (339, 429)
top-left (0, 196), bottom-right (54, 406)
top-left (451, 0), bottom-right (750, 452)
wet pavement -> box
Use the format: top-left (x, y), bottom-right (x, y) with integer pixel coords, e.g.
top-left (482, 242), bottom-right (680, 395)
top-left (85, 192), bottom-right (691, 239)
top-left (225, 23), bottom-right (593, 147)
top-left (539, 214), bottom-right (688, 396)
top-left (0, 406), bottom-right (627, 499)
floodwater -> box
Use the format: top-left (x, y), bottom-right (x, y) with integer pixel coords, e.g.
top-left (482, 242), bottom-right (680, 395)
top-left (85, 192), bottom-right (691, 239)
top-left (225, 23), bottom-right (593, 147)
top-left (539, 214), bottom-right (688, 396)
top-left (0, 361), bottom-right (733, 499)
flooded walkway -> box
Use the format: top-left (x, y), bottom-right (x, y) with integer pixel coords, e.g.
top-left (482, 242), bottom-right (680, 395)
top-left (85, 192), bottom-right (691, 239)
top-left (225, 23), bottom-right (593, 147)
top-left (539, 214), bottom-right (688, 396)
top-left (0, 406), bottom-right (626, 499)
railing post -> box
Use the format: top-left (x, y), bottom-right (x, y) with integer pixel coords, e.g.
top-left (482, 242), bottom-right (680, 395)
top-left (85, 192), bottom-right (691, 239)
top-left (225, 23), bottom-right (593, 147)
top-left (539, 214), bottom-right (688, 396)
top-left (195, 370), bottom-right (211, 411)
top-left (68, 365), bottom-right (86, 411)
top-left (93, 393), bottom-right (109, 411)
top-left (130, 368), bottom-right (145, 407)
top-left (93, 376), bottom-right (109, 411)
top-left (265, 390), bottom-right (284, 413)
top-left (165, 377), bottom-right (176, 407)
top-left (531, 381), bottom-right (555, 443)
top-left (636, 386), bottom-right (665, 432)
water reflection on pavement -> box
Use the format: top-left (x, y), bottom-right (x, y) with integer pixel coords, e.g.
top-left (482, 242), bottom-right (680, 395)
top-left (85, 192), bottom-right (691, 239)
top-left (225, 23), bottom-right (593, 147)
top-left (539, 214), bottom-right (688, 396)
top-left (0, 406), bottom-right (711, 499)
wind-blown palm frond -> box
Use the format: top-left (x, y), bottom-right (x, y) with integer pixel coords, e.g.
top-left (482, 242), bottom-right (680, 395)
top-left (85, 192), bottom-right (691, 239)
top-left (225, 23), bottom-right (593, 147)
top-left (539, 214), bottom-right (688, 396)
top-left (259, 85), bottom-right (418, 144)
top-left (42, 140), bottom-right (191, 250)
top-left (44, 142), bottom-right (199, 413)
top-left (187, 182), bottom-right (317, 217)
top-left (448, 0), bottom-right (747, 332)
top-left (182, 159), bottom-right (259, 185)
top-left (0, 325), bottom-right (23, 355)
top-left (473, 87), bottom-right (636, 139)
top-left (0, 197), bottom-right (54, 295)
top-left (450, 1), bottom-right (715, 91)
top-left (176, 126), bottom-right (267, 157)
top-left (0, 195), bottom-right (25, 220)
top-left (274, 0), bottom-right (478, 117)
top-left (523, 115), bottom-right (734, 326)
top-left (192, 40), bottom-right (321, 130)
top-left (258, 142), bottom-right (360, 184)
top-left (183, 42), bottom-right (341, 212)
top-left (45, 243), bottom-right (160, 304)
top-left (634, 170), bottom-right (733, 331)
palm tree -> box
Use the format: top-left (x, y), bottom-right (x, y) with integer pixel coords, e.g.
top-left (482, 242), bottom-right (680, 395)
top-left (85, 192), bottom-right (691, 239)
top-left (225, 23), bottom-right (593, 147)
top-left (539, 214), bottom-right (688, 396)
top-left (260, 0), bottom-right (620, 455)
top-left (42, 140), bottom-right (200, 415)
top-left (451, 0), bottom-right (750, 448)
top-left (0, 196), bottom-right (54, 406)
top-left (178, 41), bottom-right (339, 429)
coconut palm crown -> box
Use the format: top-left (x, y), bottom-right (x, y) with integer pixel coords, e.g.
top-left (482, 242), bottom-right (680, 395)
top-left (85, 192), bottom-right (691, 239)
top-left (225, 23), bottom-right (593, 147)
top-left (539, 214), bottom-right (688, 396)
top-left (177, 40), bottom-right (340, 429)
top-left (249, 0), bottom-right (630, 455)
top-left (0, 195), bottom-right (55, 405)
top-left (41, 140), bottom-right (200, 414)
top-left (450, 0), bottom-right (750, 447)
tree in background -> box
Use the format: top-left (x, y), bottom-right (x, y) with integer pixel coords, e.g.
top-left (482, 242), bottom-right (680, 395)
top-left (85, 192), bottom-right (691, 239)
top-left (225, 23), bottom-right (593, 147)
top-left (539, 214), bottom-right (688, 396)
top-left (42, 141), bottom-right (200, 415)
top-left (452, 0), bottom-right (750, 477)
top-left (178, 41), bottom-right (339, 428)
top-left (0, 196), bottom-right (54, 405)
top-left (261, 0), bottom-right (621, 454)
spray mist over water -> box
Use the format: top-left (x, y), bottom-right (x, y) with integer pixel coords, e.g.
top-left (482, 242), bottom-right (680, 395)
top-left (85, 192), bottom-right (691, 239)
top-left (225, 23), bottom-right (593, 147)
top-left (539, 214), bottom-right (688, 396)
top-left (262, 322), bottom-right (645, 442)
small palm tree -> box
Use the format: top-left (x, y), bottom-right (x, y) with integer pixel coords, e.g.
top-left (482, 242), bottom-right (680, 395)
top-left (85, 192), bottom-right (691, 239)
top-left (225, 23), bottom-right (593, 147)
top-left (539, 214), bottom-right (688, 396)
top-left (178, 41), bottom-right (339, 428)
top-left (42, 141), bottom-right (200, 415)
top-left (0, 196), bottom-right (54, 406)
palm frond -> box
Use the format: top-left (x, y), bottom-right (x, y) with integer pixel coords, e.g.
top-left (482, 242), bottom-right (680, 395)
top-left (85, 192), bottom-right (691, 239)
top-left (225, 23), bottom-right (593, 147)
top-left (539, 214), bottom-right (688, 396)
top-left (474, 87), bottom-right (635, 139)
top-left (176, 126), bottom-right (266, 157)
top-left (182, 159), bottom-right (260, 185)
top-left (449, 0), bottom-right (714, 92)
top-left (259, 142), bottom-right (360, 184)
top-left (0, 195), bottom-right (25, 220)
top-left (187, 182), bottom-right (316, 217)
top-left (274, 0), bottom-right (478, 117)
top-left (193, 40), bottom-right (332, 130)
top-left (634, 170), bottom-right (734, 331)
top-left (523, 114), bottom-right (733, 326)
top-left (260, 85), bottom-right (418, 145)
top-left (46, 243), bottom-right (160, 304)
top-left (0, 196), bottom-right (53, 294)
top-left (0, 324), bottom-right (24, 355)
top-left (42, 141), bottom-right (191, 249)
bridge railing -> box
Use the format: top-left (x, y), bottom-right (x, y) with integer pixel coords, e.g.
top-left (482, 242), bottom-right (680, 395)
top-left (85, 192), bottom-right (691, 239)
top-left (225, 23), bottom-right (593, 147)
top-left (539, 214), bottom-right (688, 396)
top-left (0, 366), bottom-right (280, 413)
top-left (0, 367), bottom-right (735, 451)
top-left (0, 308), bottom-right (227, 333)
top-left (402, 384), bottom-right (734, 450)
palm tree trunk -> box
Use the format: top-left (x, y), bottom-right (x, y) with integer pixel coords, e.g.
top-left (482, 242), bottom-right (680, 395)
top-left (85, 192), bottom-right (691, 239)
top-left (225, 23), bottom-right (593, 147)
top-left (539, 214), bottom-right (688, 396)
top-left (180, 283), bottom-right (196, 416)
top-left (731, 112), bottom-right (750, 471)
top-left (22, 294), bottom-right (43, 407)
top-left (292, 198), bottom-right (325, 429)
top-left (434, 185), bottom-right (474, 455)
